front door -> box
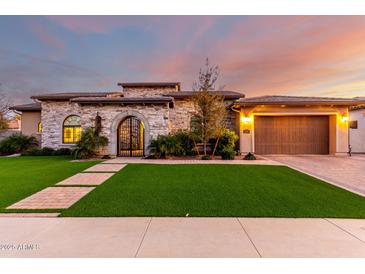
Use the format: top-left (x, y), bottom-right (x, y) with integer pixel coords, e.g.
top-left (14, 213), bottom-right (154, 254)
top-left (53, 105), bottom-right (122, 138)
top-left (118, 116), bottom-right (145, 157)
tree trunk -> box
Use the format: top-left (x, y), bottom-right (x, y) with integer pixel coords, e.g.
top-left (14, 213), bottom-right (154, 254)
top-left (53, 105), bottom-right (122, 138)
top-left (203, 141), bottom-right (207, 156)
top-left (192, 139), bottom-right (200, 156)
top-left (212, 136), bottom-right (220, 157)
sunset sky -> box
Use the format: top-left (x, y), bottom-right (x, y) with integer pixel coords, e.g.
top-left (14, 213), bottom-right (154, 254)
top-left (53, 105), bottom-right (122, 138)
top-left (1, 16), bottom-right (365, 104)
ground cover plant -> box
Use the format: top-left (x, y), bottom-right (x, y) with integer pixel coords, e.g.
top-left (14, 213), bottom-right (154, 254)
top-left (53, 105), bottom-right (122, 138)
top-left (62, 164), bottom-right (365, 218)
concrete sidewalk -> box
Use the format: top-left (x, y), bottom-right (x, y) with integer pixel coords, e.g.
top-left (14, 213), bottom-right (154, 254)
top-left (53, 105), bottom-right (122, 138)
top-left (1, 217), bottom-right (365, 258)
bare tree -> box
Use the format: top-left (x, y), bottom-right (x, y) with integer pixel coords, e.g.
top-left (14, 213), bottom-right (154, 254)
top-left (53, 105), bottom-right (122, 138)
top-left (0, 91), bottom-right (10, 131)
top-left (191, 58), bottom-right (226, 157)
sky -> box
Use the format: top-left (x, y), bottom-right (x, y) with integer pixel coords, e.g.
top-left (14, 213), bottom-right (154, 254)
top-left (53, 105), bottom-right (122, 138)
top-left (0, 15), bottom-right (365, 104)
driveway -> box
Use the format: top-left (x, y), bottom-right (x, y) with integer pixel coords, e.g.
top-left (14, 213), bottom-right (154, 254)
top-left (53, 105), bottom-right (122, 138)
top-left (1, 217), bottom-right (365, 258)
top-left (265, 155), bottom-right (365, 196)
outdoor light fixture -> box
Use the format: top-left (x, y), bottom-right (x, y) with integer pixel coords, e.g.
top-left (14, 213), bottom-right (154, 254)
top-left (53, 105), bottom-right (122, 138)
top-left (241, 115), bottom-right (252, 124)
top-left (341, 114), bottom-right (349, 122)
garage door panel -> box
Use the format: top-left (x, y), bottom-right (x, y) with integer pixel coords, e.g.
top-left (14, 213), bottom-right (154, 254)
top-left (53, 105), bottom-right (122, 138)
top-left (254, 116), bottom-right (329, 154)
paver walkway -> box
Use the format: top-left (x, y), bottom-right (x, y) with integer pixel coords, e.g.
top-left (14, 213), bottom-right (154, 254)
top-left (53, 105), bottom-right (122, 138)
top-left (1, 217), bottom-right (365, 258)
top-left (5, 163), bottom-right (122, 212)
top-left (265, 155), bottom-right (365, 197)
top-left (57, 172), bottom-right (114, 186)
top-left (7, 187), bottom-right (95, 209)
top-left (84, 164), bottom-right (126, 172)
top-left (103, 157), bottom-right (283, 165)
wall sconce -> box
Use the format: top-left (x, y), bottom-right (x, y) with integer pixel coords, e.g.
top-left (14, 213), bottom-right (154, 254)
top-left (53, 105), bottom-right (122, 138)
top-left (341, 114), bottom-right (349, 122)
top-left (241, 115), bottom-right (252, 124)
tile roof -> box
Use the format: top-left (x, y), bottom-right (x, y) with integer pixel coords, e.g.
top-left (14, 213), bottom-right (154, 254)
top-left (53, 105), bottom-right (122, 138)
top-left (234, 95), bottom-right (365, 106)
top-left (70, 96), bottom-right (174, 104)
top-left (10, 102), bottom-right (41, 111)
top-left (31, 92), bottom-right (122, 100)
top-left (163, 90), bottom-right (244, 100)
top-left (118, 82), bottom-right (181, 88)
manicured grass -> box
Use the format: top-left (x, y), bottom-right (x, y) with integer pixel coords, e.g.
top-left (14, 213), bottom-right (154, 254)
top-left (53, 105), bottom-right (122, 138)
top-left (62, 164), bottom-right (365, 218)
top-left (0, 156), bottom-right (99, 210)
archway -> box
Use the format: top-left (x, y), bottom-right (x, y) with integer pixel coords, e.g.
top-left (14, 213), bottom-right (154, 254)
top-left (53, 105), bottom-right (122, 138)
top-left (117, 116), bottom-right (145, 157)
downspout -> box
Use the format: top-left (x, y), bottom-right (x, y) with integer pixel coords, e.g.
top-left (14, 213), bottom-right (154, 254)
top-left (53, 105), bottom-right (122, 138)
top-left (348, 109), bottom-right (352, 156)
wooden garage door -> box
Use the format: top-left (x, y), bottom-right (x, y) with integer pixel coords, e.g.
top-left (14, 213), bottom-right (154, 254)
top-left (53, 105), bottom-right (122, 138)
top-left (254, 116), bottom-right (329, 154)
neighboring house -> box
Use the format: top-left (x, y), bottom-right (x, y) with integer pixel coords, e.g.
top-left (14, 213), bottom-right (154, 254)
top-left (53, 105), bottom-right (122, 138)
top-left (0, 118), bottom-right (21, 141)
top-left (9, 102), bottom-right (42, 144)
top-left (10, 82), bottom-right (364, 156)
top-left (349, 103), bottom-right (365, 153)
top-left (7, 118), bottom-right (21, 130)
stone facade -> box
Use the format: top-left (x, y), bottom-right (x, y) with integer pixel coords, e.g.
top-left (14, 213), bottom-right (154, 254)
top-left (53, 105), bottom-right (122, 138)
top-left (123, 86), bottom-right (179, 97)
top-left (41, 101), bottom-right (82, 149)
top-left (41, 100), bottom-right (170, 155)
top-left (168, 99), bottom-right (196, 132)
top-left (38, 84), bottom-right (240, 156)
top-left (168, 99), bottom-right (238, 133)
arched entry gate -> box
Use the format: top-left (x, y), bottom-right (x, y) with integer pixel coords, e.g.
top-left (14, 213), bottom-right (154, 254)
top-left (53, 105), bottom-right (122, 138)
top-left (118, 116), bottom-right (145, 157)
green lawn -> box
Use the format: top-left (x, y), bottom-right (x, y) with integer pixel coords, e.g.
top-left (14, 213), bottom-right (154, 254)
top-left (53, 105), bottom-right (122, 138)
top-left (0, 156), bottom-right (99, 211)
top-left (62, 164), bottom-right (365, 218)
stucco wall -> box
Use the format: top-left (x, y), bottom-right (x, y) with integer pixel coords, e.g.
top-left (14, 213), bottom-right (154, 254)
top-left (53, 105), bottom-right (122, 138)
top-left (40, 101), bottom-right (170, 155)
top-left (350, 109), bottom-right (365, 153)
top-left (21, 111), bottom-right (41, 136)
top-left (239, 105), bottom-right (349, 155)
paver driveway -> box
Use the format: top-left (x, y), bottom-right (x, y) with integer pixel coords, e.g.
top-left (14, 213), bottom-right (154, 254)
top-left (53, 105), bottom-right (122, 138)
top-left (266, 155), bottom-right (365, 196)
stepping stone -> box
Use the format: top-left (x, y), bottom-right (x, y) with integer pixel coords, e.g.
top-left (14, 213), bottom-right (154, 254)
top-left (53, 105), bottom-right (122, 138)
top-left (7, 187), bottom-right (94, 209)
top-left (84, 164), bottom-right (126, 172)
top-left (0, 213), bottom-right (60, 217)
top-left (57, 173), bottom-right (114, 186)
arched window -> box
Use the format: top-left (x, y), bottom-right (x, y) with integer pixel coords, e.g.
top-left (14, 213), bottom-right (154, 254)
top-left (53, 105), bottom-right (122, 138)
top-left (37, 122), bottom-right (42, 133)
top-left (63, 115), bottom-right (81, 144)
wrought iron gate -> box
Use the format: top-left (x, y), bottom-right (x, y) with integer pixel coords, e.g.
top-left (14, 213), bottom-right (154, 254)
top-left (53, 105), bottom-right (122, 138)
top-left (118, 116), bottom-right (144, 157)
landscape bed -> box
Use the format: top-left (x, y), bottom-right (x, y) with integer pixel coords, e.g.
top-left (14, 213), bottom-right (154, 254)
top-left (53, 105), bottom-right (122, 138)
top-left (61, 163), bottom-right (365, 218)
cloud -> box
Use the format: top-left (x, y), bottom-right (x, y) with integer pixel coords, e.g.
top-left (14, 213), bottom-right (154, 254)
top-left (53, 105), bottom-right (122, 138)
top-left (46, 16), bottom-right (141, 34)
top-left (0, 48), bottom-right (111, 103)
top-left (135, 16), bottom-right (365, 97)
top-left (29, 19), bottom-right (65, 50)
top-left (3, 16), bottom-right (365, 103)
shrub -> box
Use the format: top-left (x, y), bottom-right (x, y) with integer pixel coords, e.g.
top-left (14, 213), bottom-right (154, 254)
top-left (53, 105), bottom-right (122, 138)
top-left (149, 134), bottom-right (183, 158)
top-left (21, 147), bottom-right (42, 156)
top-left (243, 152), bottom-right (256, 160)
top-left (201, 155), bottom-right (211, 160)
top-left (148, 131), bottom-right (197, 158)
top-left (0, 134), bottom-right (38, 155)
top-left (174, 131), bottom-right (197, 156)
top-left (40, 147), bottom-right (55, 156)
top-left (53, 148), bottom-right (72, 156)
top-left (72, 128), bottom-right (109, 159)
top-left (22, 147), bottom-right (72, 156)
top-left (221, 147), bottom-right (235, 160)
top-left (144, 154), bottom-right (157, 159)
top-left (215, 129), bottom-right (239, 155)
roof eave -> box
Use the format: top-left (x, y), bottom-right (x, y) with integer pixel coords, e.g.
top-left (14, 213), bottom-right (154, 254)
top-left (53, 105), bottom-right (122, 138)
top-left (9, 106), bottom-right (41, 111)
top-left (118, 82), bottom-right (181, 88)
top-left (70, 98), bottom-right (174, 105)
top-left (233, 101), bottom-right (365, 107)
